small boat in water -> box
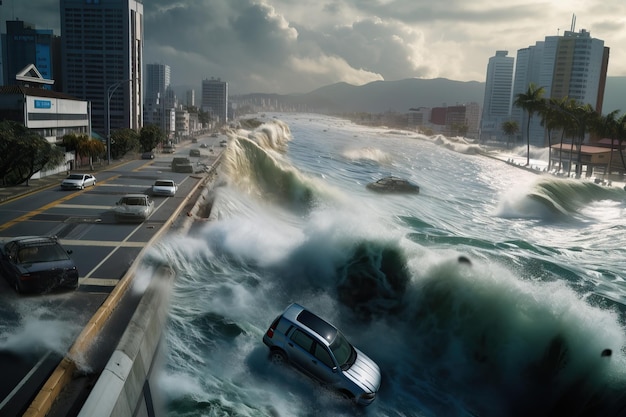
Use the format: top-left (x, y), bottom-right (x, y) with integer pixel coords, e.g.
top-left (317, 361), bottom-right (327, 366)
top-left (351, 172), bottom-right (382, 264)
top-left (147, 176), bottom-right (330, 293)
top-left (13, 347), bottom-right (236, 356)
top-left (366, 176), bottom-right (420, 194)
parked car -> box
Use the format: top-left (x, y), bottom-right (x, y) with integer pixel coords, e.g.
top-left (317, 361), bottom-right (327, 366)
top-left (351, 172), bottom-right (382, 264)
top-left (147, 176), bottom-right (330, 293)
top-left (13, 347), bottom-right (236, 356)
top-left (171, 157), bottom-right (194, 173)
top-left (61, 173), bottom-right (96, 190)
top-left (113, 194), bottom-right (154, 222)
top-left (189, 149), bottom-right (201, 157)
top-left (152, 179), bottom-right (178, 197)
top-left (0, 236), bottom-right (79, 293)
top-left (141, 151), bottom-right (155, 160)
top-left (163, 145), bottom-right (175, 154)
top-left (262, 303), bottom-right (381, 406)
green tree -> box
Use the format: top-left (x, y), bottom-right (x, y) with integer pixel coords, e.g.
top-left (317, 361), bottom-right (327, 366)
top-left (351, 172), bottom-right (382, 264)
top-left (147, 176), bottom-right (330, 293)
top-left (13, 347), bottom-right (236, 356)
top-left (111, 128), bottom-right (140, 158)
top-left (514, 83), bottom-right (546, 166)
top-left (501, 120), bottom-right (519, 149)
top-left (62, 133), bottom-right (104, 169)
top-left (79, 138), bottom-right (106, 170)
top-left (139, 124), bottom-right (166, 152)
top-left (0, 121), bottom-right (53, 185)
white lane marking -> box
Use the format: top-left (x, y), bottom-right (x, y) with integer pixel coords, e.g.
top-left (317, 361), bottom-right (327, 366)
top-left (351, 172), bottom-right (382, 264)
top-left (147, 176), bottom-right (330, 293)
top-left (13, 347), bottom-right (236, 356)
top-left (79, 277), bottom-right (120, 287)
top-left (0, 351), bottom-right (51, 412)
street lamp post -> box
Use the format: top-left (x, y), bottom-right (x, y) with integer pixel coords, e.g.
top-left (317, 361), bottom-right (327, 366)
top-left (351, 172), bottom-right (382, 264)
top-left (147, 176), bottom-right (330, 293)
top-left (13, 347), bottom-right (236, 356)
top-left (106, 79), bottom-right (131, 164)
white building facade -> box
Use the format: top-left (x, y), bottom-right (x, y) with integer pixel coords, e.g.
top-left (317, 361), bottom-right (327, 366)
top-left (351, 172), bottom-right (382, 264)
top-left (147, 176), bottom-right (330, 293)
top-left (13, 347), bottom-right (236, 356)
top-left (480, 50), bottom-right (514, 143)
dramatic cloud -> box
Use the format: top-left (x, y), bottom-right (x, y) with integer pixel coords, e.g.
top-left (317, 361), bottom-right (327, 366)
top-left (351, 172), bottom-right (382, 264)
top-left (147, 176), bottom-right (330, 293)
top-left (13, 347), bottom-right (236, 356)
top-left (4, 0), bottom-right (626, 94)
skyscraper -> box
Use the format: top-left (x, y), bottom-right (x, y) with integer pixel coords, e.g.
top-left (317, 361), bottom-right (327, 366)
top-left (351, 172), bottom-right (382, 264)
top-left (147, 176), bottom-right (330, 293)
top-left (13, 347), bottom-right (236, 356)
top-left (1, 20), bottom-right (60, 90)
top-left (202, 78), bottom-right (228, 125)
top-left (512, 26), bottom-right (608, 147)
top-left (480, 50), bottom-right (514, 143)
top-left (60, 0), bottom-right (143, 137)
top-left (144, 63), bottom-right (170, 130)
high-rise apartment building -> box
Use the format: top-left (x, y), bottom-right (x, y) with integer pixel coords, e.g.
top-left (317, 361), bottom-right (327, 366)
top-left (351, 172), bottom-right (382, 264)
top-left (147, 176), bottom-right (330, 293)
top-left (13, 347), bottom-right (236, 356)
top-left (144, 63), bottom-right (170, 131)
top-left (1, 20), bottom-right (61, 90)
top-left (60, 0), bottom-right (143, 137)
top-left (186, 89), bottom-right (195, 108)
top-left (512, 27), bottom-right (608, 147)
top-left (480, 50), bottom-right (514, 143)
top-left (202, 78), bottom-right (228, 124)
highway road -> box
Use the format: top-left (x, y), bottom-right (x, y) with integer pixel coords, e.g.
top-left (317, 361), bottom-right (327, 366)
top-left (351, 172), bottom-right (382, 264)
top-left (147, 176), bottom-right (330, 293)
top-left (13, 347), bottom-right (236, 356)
top-left (0, 136), bottom-right (223, 417)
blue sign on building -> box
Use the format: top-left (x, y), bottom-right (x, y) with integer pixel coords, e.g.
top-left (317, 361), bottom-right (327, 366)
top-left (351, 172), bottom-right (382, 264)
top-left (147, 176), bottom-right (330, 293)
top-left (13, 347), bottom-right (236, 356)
top-left (34, 100), bottom-right (52, 109)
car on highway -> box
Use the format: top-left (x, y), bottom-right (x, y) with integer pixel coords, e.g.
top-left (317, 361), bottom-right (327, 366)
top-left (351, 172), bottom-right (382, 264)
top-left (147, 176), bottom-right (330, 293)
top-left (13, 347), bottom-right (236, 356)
top-left (113, 194), bottom-right (155, 222)
top-left (189, 149), bottom-right (201, 157)
top-left (171, 157), bottom-right (194, 173)
top-left (152, 179), bottom-right (178, 197)
top-left (220, 140), bottom-right (227, 147)
top-left (60, 173), bottom-right (96, 190)
top-left (0, 236), bottom-right (79, 293)
top-left (200, 143), bottom-right (208, 148)
top-left (141, 151), bottom-right (155, 159)
top-left (262, 303), bottom-right (381, 406)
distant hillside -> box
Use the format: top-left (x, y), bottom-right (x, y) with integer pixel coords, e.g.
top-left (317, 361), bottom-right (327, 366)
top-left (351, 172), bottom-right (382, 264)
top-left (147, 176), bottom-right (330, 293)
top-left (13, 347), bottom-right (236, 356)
top-left (303, 78), bottom-right (485, 113)
top-left (178, 76), bottom-right (626, 115)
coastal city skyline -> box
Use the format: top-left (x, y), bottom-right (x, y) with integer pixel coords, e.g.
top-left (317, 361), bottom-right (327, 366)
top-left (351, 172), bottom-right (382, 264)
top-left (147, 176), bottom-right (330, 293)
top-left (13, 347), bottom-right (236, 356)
top-left (1, 0), bottom-right (625, 95)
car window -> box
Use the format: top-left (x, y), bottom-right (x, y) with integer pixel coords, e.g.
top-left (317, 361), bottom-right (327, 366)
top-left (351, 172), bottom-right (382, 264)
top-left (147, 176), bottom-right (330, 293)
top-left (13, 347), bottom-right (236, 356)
top-left (329, 332), bottom-right (355, 369)
top-left (18, 244), bottom-right (68, 263)
top-left (313, 343), bottom-right (334, 368)
top-left (155, 181), bottom-right (173, 187)
top-left (68, 174), bottom-right (83, 180)
top-left (121, 197), bottom-right (146, 206)
top-left (291, 329), bottom-right (314, 352)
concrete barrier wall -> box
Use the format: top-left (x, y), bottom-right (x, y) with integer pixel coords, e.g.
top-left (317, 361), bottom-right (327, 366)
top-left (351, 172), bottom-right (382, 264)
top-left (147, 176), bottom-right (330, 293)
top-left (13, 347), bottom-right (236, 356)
top-left (77, 266), bottom-right (173, 417)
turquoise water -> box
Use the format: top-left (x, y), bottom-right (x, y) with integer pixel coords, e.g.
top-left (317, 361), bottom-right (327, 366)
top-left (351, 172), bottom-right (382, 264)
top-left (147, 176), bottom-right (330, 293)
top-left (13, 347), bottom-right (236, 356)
top-left (148, 113), bottom-right (626, 417)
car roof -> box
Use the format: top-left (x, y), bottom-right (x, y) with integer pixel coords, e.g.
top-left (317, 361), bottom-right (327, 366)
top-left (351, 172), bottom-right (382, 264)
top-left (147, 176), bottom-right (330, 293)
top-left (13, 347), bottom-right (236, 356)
top-left (4, 236), bottom-right (59, 246)
top-left (120, 193), bottom-right (149, 198)
top-left (281, 303), bottom-right (338, 345)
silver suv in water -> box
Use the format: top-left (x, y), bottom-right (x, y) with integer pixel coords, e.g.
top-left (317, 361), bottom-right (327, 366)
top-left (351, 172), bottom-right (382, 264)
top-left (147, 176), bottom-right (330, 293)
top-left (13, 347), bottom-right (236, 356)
top-left (262, 303), bottom-right (381, 406)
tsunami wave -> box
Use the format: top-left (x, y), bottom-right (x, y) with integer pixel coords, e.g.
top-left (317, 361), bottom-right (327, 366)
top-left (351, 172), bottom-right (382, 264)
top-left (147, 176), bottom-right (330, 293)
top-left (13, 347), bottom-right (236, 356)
top-left (496, 176), bottom-right (626, 219)
top-left (153, 116), bottom-right (626, 417)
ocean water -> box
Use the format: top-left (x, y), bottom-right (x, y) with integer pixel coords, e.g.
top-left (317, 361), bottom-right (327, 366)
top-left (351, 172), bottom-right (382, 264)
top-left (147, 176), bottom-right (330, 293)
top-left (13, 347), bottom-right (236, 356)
top-left (146, 113), bottom-right (626, 417)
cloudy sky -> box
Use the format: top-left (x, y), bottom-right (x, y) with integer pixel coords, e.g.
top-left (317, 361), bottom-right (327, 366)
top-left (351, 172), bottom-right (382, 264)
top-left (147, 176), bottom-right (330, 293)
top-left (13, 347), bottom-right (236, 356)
top-left (3, 0), bottom-right (626, 95)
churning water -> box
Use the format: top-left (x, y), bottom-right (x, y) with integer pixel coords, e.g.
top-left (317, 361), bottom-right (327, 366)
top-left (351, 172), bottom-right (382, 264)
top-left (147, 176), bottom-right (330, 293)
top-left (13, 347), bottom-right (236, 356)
top-left (146, 113), bottom-right (626, 417)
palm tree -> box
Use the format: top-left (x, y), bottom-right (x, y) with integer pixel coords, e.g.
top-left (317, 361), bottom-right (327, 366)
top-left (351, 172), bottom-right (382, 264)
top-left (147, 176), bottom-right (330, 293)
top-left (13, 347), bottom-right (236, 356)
top-left (569, 103), bottom-right (598, 177)
top-left (501, 120), bottom-right (519, 149)
top-left (592, 110), bottom-right (621, 180)
top-left (514, 83), bottom-right (546, 166)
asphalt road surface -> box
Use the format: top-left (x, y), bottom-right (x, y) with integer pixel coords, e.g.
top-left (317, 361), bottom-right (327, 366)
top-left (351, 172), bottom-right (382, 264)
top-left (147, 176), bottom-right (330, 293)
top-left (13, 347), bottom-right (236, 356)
top-left (0, 137), bottom-right (222, 416)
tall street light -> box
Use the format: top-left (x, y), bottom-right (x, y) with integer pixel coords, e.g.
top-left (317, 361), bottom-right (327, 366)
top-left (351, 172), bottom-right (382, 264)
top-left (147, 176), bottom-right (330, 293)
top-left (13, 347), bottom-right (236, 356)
top-left (106, 79), bottom-right (131, 164)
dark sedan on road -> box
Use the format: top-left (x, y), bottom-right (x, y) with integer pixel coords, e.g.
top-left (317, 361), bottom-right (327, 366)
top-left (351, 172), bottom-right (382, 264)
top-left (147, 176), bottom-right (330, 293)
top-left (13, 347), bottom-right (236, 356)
top-left (0, 236), bottom-right (79, 293)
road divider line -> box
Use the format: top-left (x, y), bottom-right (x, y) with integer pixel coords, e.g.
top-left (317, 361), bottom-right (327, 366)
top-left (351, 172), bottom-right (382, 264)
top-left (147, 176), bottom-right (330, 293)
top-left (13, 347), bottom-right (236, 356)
top-left (0, 175), bottom-right (121, 232)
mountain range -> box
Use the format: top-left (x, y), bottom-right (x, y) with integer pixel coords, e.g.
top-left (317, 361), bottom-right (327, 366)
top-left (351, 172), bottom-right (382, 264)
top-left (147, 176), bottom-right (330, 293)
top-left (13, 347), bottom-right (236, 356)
top-left (177, 77), bottom-right (626, 115)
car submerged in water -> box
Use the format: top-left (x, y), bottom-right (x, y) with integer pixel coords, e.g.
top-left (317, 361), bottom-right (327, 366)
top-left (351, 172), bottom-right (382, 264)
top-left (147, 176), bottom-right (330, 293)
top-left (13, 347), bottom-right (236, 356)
top-left (262, 303), bottom-right (381, 406)
top-left (366, 176), bottom-right (419, 194)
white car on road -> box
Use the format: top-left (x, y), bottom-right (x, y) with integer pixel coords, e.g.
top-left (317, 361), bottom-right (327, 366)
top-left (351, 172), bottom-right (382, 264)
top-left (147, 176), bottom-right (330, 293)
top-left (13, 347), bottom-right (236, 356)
top-left (152, 179), bottom-right (178, 197)
top-left (60, 173), bottom-right (96, 190)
